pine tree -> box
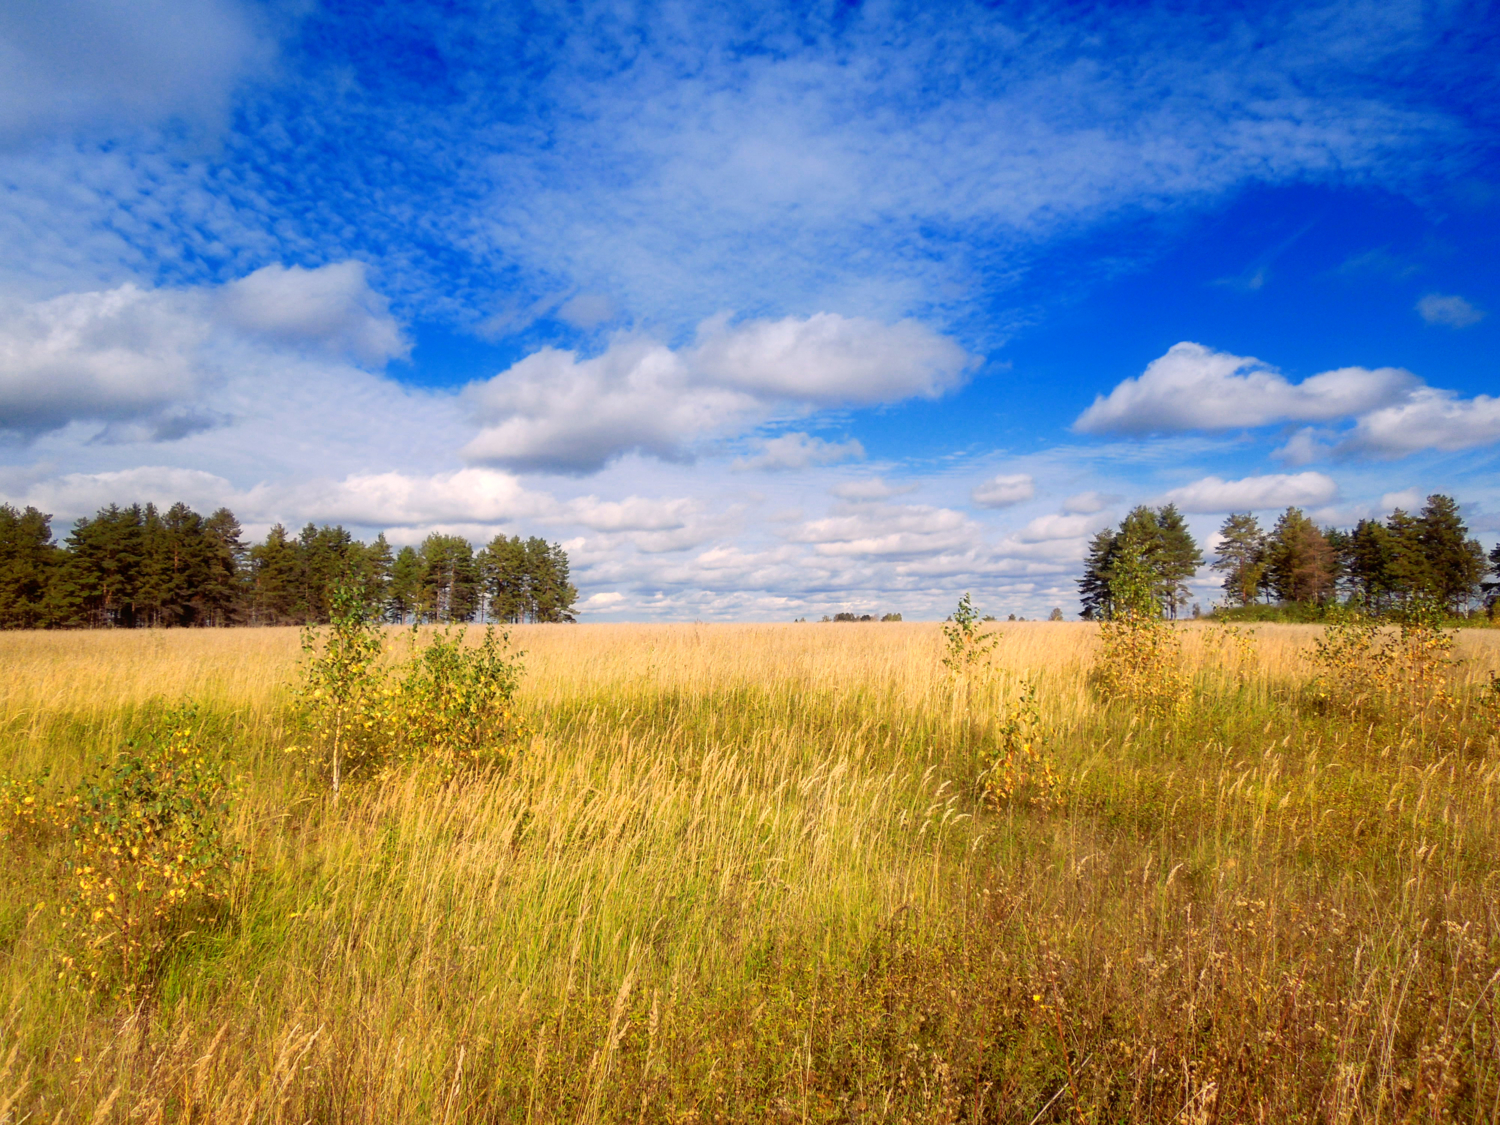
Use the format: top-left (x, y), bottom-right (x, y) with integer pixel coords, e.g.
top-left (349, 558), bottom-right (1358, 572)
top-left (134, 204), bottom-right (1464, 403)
top-left (1077, 528), bottom-right (1117, 621)
top-left (1265, 508), bottom-right (1336, 604)
top-left (1210, 513), bottom-right (1266, 607)
top-left (1342, 518), bottom-right (1394, 610)
top-left (1416, 494), bottom-right (1484, 611)
top-left (387, 546), bottom-right (423, 623)
top-left (481, 534), bottom-right (530, 623)
top-left (0, 505), bottom-right (61, 628)
top-left (249, 524), bottom-right (303, 625)
top-left (59, 504), bottom-right (149, 627)
top-left (419, 534), bottom-right (479, 623)
top-left (202, 508), bottom-right (247, 626)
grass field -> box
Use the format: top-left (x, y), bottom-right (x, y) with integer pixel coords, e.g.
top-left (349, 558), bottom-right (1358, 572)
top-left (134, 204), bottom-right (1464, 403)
top-left (2, 621), bottom-right (1499, 1123)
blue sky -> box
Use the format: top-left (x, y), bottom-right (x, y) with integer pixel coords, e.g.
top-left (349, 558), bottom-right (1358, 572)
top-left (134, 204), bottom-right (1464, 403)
top-left (1, 0), bottom-right (1497, 619)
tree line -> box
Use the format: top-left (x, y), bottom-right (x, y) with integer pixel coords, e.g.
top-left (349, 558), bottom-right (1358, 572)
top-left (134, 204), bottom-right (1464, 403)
top-left (0, 500), bottom-right (578, 629)
top-left (1078, 494), bottom-right (1498, 620)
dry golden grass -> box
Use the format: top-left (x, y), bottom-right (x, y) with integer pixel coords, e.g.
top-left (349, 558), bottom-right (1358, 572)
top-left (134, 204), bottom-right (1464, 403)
top-left (2, 621), bottom-right (1498, 1122)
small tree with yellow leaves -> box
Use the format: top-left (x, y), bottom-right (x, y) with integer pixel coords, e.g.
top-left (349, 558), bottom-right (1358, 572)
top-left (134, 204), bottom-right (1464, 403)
top-left (56, 708), bottom-right (237, 994)
top-left (1092, 540), bottom-right (1188, 717)
top-left (293, 582), bottom-right (389, 795)
top-left (983, 679), bottom-right (1063, 810)
top-left (942, 592), bottom-right (999, 683)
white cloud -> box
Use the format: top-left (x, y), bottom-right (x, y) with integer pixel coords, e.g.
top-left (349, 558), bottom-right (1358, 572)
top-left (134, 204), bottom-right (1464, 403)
top-left (1014, 512), bottom-right (1107, 542)
top-left (461, 339), bottom-right (755, 474)
top-left (0, 284), bottom-right (208, 433)
top-left (557, 293), bottom-right (619, 328)
top-left (0, 264), bottom-right (408, 436)
top-left (831, 477), bottom-right (907, 501)
top-left (971, 472), bottom-right (1035, 509)
top-left (690, 313), bottom-right (976, 406)
top-left (784, 502), bottom-right (975, 558)
top-left (581, 591), bottom-right (625, 609)
top-left (565, 495), bottom-right (696, 533)
top-left (733, 432), bottom-right (864, 471)
top-left (12, 465), bottom-right (238, 522)
top-left (0, 0), bottom-right (270, 142)
top-left (1061, 490), bottom-right (1110, 514)
top-left (462, 314), bottom-right (967, 474)
top-left (218, 262), bottom-right (408, 367)
top-left (1158, 471), bottom-right (1338, 513)
top-left (1380, 488), bottom-right (1421, 512)
top-left (1416, 293), bottom-right (1485, 328)
top-left (1271, 426), bottom-right (1334, 466)
top-left (1342, 388), bottom-right (1500, 457)
top-left (1073, 342), bottom-right (1418, 435)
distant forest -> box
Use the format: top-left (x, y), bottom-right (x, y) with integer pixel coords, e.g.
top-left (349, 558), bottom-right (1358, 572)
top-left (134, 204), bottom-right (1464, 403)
top-left (1079, 493), bottom-right (1499, 620)
top-left (0, 500), bottom-right (577, 629)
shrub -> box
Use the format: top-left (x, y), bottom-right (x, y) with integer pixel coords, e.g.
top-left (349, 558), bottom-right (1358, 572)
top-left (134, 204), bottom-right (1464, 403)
top-left (982, 679), bottom-right (1063, 810)
top-left (390, 626), bottom-right (526, 777)
top-left (941, 593), bottom-right (998, 682)
top-left (55, 709), bottom-right (237, 995)
top-left (1091, 543), bottom-right (1187, 717)
top-left (292, 583), bottom-right (390, 794)
top-left (1309, 599), bottom-right (1455, 717)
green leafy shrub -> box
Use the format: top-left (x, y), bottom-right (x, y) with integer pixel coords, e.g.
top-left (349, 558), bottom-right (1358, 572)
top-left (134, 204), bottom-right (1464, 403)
top-left (1309, 598), bottom-right (1455, 717)
top-left (55, 709), bottom-right (238, 994)
top-left (292, 584), bottom-right (528, 790)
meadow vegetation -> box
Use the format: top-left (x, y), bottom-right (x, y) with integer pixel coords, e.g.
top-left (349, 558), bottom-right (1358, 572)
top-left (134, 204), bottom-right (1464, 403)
top-left (1, 617), bottom-right (1498, 1122)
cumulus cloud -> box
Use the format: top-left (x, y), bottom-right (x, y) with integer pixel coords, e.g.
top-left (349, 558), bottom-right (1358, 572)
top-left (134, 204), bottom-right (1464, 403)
top-left (690, 313), bottom-right (975, 406)
top-left (784, 502), bottom-right (975, 558)
top-left (0, 284), bottom-right (208, 434)
top-left (1013, 512), bottom-right (1108, 542)
top-left (565, 495), bottom-right (696, 533)
top-left (218, 262), bottom-right (408, 367)
top-left (1416, 293), bottom-right (1485, 328)
top-left (733, 431), bottom-right (864, 471)
top-left (1062, 491), bottom-right (1111, 514)
top-left (0, 264), bottom-right (408, 437)
top-left (1380, 487), bottom-right (1421, 512)
top-left (971, 472), bottom-right (1035, 509)
top-left (463, 314), bottom-right (967, 474)
top-left (1073, 342), bottom-right (1418, 435)
top-left (1342, 388), bottom-right (1500, 457)
top-left (462, 339), bottom-right (756, 473)
top-left (12, 465), bottom-right (238, 521)
top-left (1158, 471), bottom-right (1338, 513)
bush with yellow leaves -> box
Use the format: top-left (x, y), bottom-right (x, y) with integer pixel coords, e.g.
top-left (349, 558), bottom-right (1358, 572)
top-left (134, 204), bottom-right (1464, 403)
top-left (388, 625), bottom-right (526, 778)
top-left (1090, 543), bottom-right (1188, 718)
top-left (941, 592), bottom-right (999, 684)
top-left (292, 583), bottom-right (390, 795)
top-left (55, 708), bottom-right (238, 995)
top-left (982, 678), bottom-right (1063, 810)
top-left (1309, 598), bottom-right (1455, 718)
top-left (293, 583), bottom-right (527, 792)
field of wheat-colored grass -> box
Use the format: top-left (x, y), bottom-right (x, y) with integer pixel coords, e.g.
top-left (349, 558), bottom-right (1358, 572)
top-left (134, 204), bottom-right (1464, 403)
top-left (2, 621), bottom-right (1498, 1122)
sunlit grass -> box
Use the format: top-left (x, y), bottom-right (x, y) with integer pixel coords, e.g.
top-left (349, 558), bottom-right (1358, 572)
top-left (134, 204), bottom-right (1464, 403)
top-left (2, 622), bottom-right (1498, 1121)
